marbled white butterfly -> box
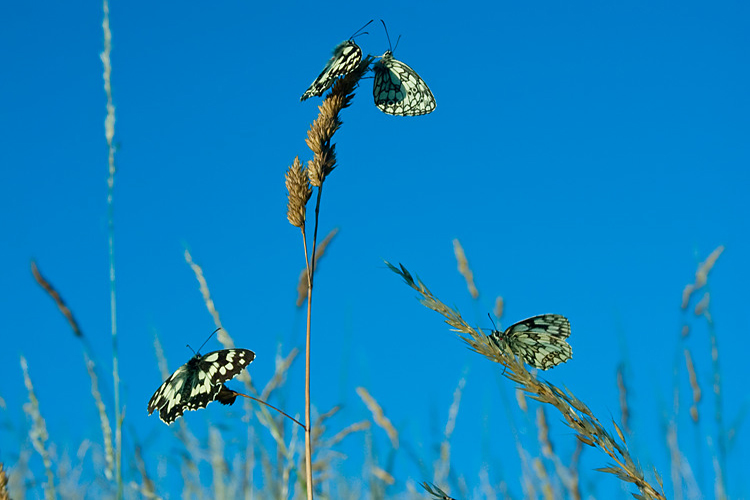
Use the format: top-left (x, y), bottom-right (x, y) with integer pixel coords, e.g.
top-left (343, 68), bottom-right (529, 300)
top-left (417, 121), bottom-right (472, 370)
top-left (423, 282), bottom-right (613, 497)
top-left (372, 50), bottom-right (436, 116)
top-left (300, 21), bottom-right (373, 101)
top-left (148, 340), bottom-right (255, 424)
top-left (489, 314), bottom-right (572, 370)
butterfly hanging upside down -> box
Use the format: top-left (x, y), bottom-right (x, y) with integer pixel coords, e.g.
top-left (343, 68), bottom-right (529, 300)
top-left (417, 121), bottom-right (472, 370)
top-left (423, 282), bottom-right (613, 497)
top-left (148, 348), bottom-right (255, 424)
top-left (372, 50), bottom-right (436, 116)
top-left (489, 314), bottom-right (573, 370)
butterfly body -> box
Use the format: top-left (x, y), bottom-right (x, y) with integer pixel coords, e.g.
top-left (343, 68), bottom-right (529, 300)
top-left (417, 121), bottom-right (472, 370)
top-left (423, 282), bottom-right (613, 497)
top-left (490, 314), bottom-right (572, 370)
top-left (148, 348), bottom-right (254, 424)
top-left (301, 40), bottom-right (363, 101)
top-left (372, 50), bottom-right (436, 116)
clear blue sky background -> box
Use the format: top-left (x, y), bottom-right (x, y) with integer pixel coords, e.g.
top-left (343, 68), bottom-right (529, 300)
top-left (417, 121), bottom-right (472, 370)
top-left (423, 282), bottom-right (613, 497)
top-left (1, 1), bottom-right (748, 498)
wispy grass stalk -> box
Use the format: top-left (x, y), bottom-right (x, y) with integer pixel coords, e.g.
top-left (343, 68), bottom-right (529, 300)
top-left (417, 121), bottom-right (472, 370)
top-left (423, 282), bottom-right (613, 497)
top-left (29, 261), bottom-right (116, 481)
top-left (680, 245), bottom-right (726, 498)
top-left (30, 261), bottom-right (83, 338)
top-left (286, 56), bottom-right (374, 500)
top-left (493, 296), bottom-right (504, 323)
top-left (20, 356), bottom-right (56, 500)
top-left (209, 427), bottom-right (226, 499)
top-left (616, 363), bottom-right (631, 434)
top-left (568, 440), bottom-right (583, 500)
top-left (387, 261), bottom-right (667, 500)
top-left (100, 1), bottom-right (122, 497)
top-left (536, 406), bottom-right (578, 498)
top-left (356, 387), bottom-right (399, 450)
top-left (434, 376), bottom-right (466, 488)
top-left (184, 248), bottom-right (234, 347)
top-left (452, 239), bottom-right (478, 300)
top-left (295, 227), bottom-right (340, 307)
top-left (84, 354), bottom-right (115, 481)
top-left (684, 349), bottom-right (701, 423)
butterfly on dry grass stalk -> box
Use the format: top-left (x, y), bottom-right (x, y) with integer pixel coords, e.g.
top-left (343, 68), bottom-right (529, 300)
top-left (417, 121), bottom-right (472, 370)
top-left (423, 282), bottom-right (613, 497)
top-left (488, 314), bottom-right (573, 370)
top-left (147, 328), bottom-right (254, 425)
top-left (300, 20), bottom-right (374, 101)
top-left (372, 20), bottom-right (436, 116)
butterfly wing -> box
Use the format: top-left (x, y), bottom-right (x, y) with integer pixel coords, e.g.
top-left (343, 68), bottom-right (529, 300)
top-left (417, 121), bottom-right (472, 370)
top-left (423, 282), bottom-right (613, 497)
top-left (147, 348), bottom-right (255, 424)
top-left (147, 360), bottom-right (194, 424)
top-left (372, 51), bottom-right (436, 116)
top-left (301, 40), bottom-right (362, 101)
top-left (491, 315), bottom-right (572, 370)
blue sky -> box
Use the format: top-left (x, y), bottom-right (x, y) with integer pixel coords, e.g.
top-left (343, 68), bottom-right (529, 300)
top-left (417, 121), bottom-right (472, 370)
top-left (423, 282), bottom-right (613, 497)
top-left (1, 1), bottom-right (748, 498)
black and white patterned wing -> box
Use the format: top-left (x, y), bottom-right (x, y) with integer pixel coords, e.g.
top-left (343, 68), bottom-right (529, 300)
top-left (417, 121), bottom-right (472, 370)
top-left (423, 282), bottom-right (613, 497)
top-left (491, 315), bottom-right (572, 370)
top-left (147, 348), bottom-right (255, 425)
top-left (301, 40), bottom-right (362, 101)
top-left (372, 51), bottom-right (436, 116)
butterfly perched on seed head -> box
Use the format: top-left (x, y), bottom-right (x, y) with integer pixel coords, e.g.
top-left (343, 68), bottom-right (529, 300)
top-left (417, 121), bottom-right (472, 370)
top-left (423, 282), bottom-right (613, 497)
top-left (489, 314), bottom-right (572, 370)
top-left (300, 20), bottom-right (373, 101)
top-left (372, 21), bottom-right (436, 116)
top-left (147, 329), bottom-right (255, 424)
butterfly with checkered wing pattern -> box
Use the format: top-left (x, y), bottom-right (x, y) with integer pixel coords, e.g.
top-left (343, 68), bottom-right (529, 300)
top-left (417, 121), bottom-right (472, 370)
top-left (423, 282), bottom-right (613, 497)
top-left (147, 348), bottom-right (255, 424)
top-left (372, 50), bottom-right (436, 116)
top-left (489, 314), bottom-right (572, 370)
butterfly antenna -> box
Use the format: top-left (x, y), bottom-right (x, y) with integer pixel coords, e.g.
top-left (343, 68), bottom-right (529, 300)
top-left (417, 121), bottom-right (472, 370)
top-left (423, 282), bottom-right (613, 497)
top-left (349, 19), bottom-right (374, 40)
top-left (194, 327), bottom-right (222, 354)
top-left (380, 19), bottom-right (392, 51)
top-left (488, 313), bottom-right (498, 332)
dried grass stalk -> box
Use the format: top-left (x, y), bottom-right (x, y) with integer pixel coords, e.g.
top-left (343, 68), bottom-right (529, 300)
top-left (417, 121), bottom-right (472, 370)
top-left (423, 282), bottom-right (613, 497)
top-left (434, 376), bottom-right (466, 485)
top-left (694, 246), bottom-right (724, 289)
top-left (85, 354), bottom-right (114, 481)
top-left (101, 3), bottom-right (122, 493)
top-left (132, 442), bottom-right (157, 499)
top-left (184, 248), bottom-right (234, 348)
top-left (568, 440), bottom-right (583, 500)
top-left (684, 349), bottom-right (701, 423)
top-left (616, 363), bottom-right (630, 433)
top-left (322, 420), bottom-right (370, 449)
top-left (537, 407), bottom-right (553, 458)
top-left (532, 457), bottom-right (553, 500)
top-left (493, 296), bottom-right (504, 321)
top-left (515, 387), bottom-right (528, 413)
top-left (260, 347), bottom-right (299, 401)
top-left (20, 356), bottom-right (56, 500)
top-left (681, 245), bottom-right (724, 309)
top-left (356, 387), bottom-right (399, 449)
top-left (387, 261), bottom-right (667, 500)
top-left (372, 466), bottom-right (395, 485)
top-left (452, 239), bottom-right (479, 299)
top-left (31, 261), bottom-right (83, 337)
top-left (295, 227), bottom-right (339, 307)
top-left (694, 292), bottom-right (710, 318)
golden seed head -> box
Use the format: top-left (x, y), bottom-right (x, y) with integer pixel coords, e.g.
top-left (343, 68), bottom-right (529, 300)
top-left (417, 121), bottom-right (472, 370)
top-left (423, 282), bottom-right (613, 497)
top-left (285, 157), bottom-right (312, 228)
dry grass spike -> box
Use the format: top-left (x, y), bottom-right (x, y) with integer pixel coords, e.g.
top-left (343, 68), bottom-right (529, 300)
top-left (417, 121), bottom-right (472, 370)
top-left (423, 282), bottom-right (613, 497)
top-left (286, 156), bottom-right (312, 228)
top-left (453, 239), bottom-right (479, 299)
top-left (387, 261), bottom-right (667, 500)
top-left (31, 260), bottom-right (83, 337)
top-left (356, 387), bottom-right (399, 449)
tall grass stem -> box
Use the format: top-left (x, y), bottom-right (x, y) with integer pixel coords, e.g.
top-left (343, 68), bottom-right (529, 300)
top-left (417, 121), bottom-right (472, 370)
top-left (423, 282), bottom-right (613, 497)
top-left (100, 1), bottom-right (122, 497)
